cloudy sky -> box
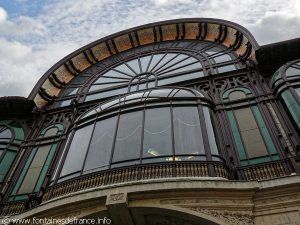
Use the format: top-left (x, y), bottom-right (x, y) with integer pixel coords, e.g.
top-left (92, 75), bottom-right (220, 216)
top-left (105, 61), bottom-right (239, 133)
top-left (0, 0), bottom-right (300, 97)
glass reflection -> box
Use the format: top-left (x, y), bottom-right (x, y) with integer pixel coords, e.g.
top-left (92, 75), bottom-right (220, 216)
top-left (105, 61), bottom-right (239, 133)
top-left (143, 107), bottom-right (172, 159)
top-left (60, 125), bottom-right (93, 177)
top-left (203, 108), bottom-right (219, 155)
top-left (60, 88), bottom-right (222, 181)
top-left (84, 117), bottom-right (117, 173)
top-left (113, 111), bottom-right (143, 162)
top-left (173, 107), bottom-right (204, 158)
top-left (18, 145), bottom-right (52, 194)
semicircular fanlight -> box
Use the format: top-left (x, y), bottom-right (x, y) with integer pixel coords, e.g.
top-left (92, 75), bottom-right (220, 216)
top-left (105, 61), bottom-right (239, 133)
top-left (87, 53), bottom-right (203, 96)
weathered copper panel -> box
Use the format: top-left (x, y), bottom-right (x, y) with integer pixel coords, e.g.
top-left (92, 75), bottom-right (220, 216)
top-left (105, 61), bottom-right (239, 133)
top-left (34, 93), bottom-right (49, 108)
top-left (71, 53), bottom-right (91, 72)
top-left (54, 65), bottom-right (74, 83)
top-left (91, 42), bottom-right (112, 61)
top-left (161, 24), bottom-right (177, 41)
top-left (42, 79), bottom-right (60, 97)
top-left (137, 28), bottom-right (155, 45)
top-left (205, 23), bottom-right (219, 42)
top-left (184, 23), bottom-right (199, 40)
top-left (114, 34), bottom-right (133, 52)
top-left (222, 27), bottom-right (236, 48)
top-left (235, 37), bottom-right (249, 57)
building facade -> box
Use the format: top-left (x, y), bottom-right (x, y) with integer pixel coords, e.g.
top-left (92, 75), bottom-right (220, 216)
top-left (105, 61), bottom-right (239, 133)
top-left (0, 18), bottom-right (300, 225)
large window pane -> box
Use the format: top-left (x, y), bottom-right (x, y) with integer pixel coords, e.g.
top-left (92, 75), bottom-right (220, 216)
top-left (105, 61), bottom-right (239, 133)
top-left (18, 145), bottom-right (51, 194)
top-left (173, 107), bottom-right (204, 158)
top-left (60, 125), bottom-right (93, 177)
top-left (203, 107), bottom-right (219, 155)
top-left (234, 107), bottom-right (268, 158)
top-left (84, 117), bottom-right (117, 173)
top-left (143, 107), bottom-right (172, 158)
top-left (113, 111), bottom-right (143, 163)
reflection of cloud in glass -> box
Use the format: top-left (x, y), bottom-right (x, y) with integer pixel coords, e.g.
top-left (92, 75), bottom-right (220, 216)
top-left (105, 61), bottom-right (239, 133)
top-left (148, 148), bottom-right (160, 156)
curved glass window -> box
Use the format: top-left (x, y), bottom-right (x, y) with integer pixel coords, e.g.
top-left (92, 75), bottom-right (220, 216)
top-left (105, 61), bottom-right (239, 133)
top-left (270, 59), bottom-right (300, 131)
top-left (57, 88), bottom-right (220, 182)
top-left (280, 89), bottom-right (300, 131)
top-left (0, 121), bottom-right (24, 183)
top-left (223, 87), bottom-right (278, 166)
top-left (9, 124), bottom-right (63, 201)
top-left (79, 88), bottom-right (204, 120)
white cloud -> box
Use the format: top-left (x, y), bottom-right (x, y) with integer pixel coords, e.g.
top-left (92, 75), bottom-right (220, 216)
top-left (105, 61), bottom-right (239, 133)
top-left (249, 13), bottom-right (300, 44)
top-left (152, 0), bottom-right (192, 5)
top-left (0, 0), bottom-right (300, 97)
top-left (0, 16), bottom-right (47, 38)
top-left (0, 7), bottom-right (7, 24)
top-left (0, 41), bottom-right (79, 96)
top-left (0, 38), bottom-right (32, 60)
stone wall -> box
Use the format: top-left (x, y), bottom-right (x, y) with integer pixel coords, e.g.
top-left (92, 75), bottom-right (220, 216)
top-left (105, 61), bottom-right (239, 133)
top-left (1, 176), bottom-right (299, 225)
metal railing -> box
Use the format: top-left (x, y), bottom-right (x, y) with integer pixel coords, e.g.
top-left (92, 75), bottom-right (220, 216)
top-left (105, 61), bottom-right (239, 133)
top-left (43, 161), bottom-right (229, 202)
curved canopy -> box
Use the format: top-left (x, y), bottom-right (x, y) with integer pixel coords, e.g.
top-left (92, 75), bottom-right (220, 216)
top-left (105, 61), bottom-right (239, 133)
top-left (28, 18), bottom-right (259, 108)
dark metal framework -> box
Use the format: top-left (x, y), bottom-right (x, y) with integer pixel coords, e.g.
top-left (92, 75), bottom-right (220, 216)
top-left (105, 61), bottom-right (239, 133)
top-left (0, 18), bottom-right (299, 217)
top-left (28, 18), bottom-right (258, 108)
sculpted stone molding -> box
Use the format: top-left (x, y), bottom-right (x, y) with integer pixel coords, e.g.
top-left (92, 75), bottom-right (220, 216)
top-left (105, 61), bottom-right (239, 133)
top-left (109, 193), bottom-right (125, 202)
top-left (184, 207), bottom-right (254, 225)
top-left (160, 198), bottom-right (252, 205)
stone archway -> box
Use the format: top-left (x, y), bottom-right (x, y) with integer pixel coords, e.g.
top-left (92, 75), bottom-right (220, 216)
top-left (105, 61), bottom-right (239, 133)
top-left (82, 206), bottom-right (228, 225)
top-left (130, 206), bottom-right (229, 225)
top-left (103, 192), bottom-right (231, 225)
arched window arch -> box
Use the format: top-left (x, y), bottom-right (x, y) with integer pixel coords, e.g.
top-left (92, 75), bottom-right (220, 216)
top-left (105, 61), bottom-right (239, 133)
top-left (0, 120), bottom-right (24, 183)
top-left (270, 59), bottom-right (300, 131)
top-left (84, 52), bottom-right (204, 102)
top-left (9, 124), bottom-right (63, 201)
top-left (55, 87), bottom-right (222, 182)
top-left (52, 40), bottom-right (244, 108)
top-left (223, 87), bottom-right (278, 166)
